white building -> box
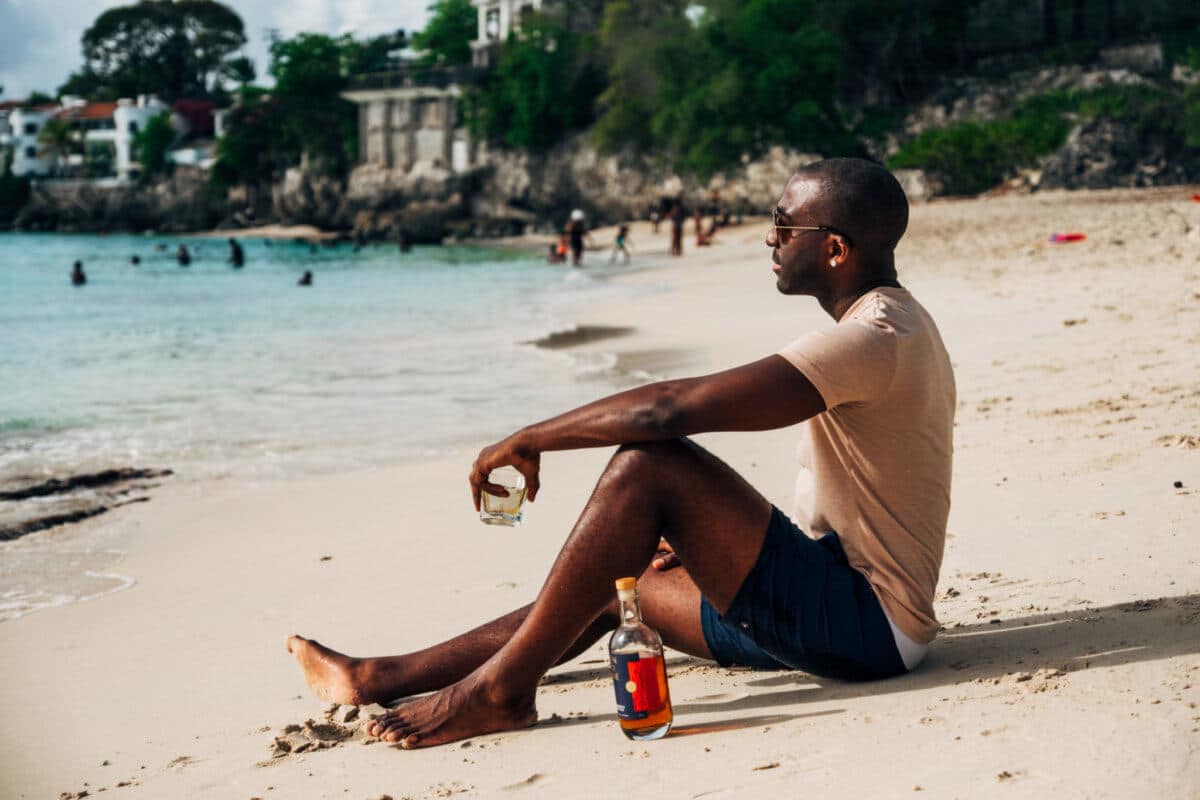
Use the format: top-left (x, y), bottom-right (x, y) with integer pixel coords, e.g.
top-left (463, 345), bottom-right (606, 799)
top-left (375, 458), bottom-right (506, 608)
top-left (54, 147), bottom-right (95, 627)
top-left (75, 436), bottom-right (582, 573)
top-left (5, 95), bottom-right (170, 180)
top-left (7, 105), bottom-right (57, 177)
top-left (470, 0), bottom-right (545, 67)
top-left (111, 96), bottom-right (171, 181)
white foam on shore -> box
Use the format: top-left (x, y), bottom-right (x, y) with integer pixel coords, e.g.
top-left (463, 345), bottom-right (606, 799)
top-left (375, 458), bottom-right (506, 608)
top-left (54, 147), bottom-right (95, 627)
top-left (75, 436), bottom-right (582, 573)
top-left (0, 567), bottom-right (135, 622)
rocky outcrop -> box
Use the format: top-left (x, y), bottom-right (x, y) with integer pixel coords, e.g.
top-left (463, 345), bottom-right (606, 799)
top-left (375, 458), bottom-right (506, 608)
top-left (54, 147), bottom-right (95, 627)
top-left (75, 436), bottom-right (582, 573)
top-left (886, 59), bottom-right (1200, 196)
top-left (272, 168), bottom-right (349, 229)
top-left (14, 169), bottom-right (224, 232)
top-left (1036, 117), bottom-right (1191, 191)
top-left (0, 467), bottom-right (172, 542)
top-left (468, 137), bottom-right (821, 231)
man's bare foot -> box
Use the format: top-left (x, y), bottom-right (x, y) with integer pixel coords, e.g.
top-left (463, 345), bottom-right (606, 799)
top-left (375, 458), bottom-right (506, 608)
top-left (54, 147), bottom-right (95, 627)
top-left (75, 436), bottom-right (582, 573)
top-left (286, 635), bottom-right (370, 706)
top-left (365, 673), bottom-right (536, 749)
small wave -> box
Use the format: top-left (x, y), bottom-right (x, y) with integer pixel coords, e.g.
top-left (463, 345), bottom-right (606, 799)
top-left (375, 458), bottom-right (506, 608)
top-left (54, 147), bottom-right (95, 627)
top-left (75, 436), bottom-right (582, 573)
top-left (0, 570), bottom-right (135, 622)
top-left (0, 417), bottom-right (64, 434)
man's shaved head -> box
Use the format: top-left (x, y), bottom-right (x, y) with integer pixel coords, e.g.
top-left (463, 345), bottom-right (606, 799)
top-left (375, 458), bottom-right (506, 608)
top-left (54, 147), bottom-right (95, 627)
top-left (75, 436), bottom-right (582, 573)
top-left (792, 158), bottom-right (909, 253)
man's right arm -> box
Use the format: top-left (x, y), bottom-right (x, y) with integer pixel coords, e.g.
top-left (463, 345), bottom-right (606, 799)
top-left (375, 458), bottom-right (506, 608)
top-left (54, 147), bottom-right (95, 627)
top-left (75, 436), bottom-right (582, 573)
top-left (469, 355), bottom-right (825, 507)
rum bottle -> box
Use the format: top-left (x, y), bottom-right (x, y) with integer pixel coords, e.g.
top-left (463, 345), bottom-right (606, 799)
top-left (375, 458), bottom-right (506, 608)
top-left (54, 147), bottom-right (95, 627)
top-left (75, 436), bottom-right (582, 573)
top-left (608, 576), bottom-right (673, 740)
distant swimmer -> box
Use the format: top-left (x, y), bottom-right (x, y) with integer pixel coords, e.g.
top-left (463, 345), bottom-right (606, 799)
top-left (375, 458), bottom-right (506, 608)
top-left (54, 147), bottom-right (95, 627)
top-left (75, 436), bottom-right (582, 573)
top-left (130, 255), bottom-right (141, 265)
top-left (70, 260), bottom-right (87, 286)
top-left (298, 270), bottom-right (313, 286)
top-left (228, 238), bottom-right (245, 268)
top-left (176, 244), bottom-right (191, 266)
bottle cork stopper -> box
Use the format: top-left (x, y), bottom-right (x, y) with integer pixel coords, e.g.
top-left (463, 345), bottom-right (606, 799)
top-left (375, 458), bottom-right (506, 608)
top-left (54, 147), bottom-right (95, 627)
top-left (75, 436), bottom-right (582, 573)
top-left (614, 577), bottom-right (637, 592)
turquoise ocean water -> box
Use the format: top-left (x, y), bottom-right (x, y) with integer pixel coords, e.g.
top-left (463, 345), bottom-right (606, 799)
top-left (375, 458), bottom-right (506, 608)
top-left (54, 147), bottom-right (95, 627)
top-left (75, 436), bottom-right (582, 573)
top-left (0, 232), bottom-right (650, 619)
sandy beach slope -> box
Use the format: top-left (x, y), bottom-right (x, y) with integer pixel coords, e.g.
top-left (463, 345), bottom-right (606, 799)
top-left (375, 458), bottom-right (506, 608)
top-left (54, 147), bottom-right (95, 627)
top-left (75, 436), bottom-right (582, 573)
top-left (2, 186), bottom-right (1198, 799)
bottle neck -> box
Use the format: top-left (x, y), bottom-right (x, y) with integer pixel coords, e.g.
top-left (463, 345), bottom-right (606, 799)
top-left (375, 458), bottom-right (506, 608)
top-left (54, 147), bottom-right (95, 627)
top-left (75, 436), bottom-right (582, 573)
top-left (617, 589), bottom-right (642, 627)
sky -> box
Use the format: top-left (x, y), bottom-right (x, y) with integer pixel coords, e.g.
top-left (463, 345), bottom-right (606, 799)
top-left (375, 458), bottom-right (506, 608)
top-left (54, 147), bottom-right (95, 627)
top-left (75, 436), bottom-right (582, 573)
top-left (0, 0), bottom-right (435, 99)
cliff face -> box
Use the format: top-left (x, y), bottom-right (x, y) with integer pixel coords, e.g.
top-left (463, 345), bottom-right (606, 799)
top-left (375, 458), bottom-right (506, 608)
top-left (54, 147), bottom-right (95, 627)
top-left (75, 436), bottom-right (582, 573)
top-left (13, 169), bottom-right (224, 233)
top-left (887, 63), bottom-right (1200, 193)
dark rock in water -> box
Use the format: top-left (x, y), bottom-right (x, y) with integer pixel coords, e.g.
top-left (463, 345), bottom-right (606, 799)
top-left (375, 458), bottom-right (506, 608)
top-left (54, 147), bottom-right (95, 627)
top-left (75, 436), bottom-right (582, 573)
top-left (0, 467), bottom-right (171, 541)
top-left (0, 503), bottom-right (113, 541)
top-left (0, 468), bottom-right (173, 501)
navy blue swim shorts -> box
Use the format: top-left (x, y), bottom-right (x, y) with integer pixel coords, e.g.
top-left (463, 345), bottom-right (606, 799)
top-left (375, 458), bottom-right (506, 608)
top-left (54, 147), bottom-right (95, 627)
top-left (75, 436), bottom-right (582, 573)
top-left (700, 506), bottom-right (907, 681)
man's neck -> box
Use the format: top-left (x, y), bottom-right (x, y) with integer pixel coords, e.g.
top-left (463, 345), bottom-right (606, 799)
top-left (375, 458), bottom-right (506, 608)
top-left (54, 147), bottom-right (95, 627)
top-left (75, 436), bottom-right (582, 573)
top-left (821, 271), bottom-right (901, 321)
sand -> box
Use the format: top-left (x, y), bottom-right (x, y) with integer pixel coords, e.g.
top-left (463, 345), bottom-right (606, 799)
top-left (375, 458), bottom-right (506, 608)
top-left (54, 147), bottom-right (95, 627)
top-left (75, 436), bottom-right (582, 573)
top-left (2, 186), bottom-right (1199, 799)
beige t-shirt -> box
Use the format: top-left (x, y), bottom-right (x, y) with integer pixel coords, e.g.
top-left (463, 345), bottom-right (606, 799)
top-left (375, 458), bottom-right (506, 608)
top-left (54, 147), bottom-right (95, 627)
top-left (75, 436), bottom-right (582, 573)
top-left (778, 287), bottom-right (955, 644)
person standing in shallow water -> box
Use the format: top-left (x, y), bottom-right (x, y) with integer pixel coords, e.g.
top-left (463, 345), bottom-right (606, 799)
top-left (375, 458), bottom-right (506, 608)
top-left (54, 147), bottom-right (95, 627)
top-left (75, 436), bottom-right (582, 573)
top-left (228, 238), bottom-right (245, 268)
top-left (70, 261), bottom-right (86, 285)
top-left (176, 244), bottom-right (191, 266)
top-left (298, 270), bottom-right (313, 286)
top-left (287, 158), bottom-right (955, 749)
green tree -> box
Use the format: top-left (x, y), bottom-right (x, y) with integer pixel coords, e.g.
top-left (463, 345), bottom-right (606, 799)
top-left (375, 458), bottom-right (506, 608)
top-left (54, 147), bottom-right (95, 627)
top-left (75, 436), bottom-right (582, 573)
top-left (24, 91), bottom-right (57, 107)
top-left (268, 33), bottom-right (357, 171)
top-left (37, 118), bottom-right (78, 172)
top-left (592, 1), bottom-right (690, 154)
top-left (134, 112), bottom-right (177, 176)
top-left (219, 54), bottom-right (256, 89)
top-left (84, 141), bottom-right (115, 177)
top-left (341, 30), bottom-right (407, 75)
top-left (0, 150), bottom-right (32, 222)
top-left (211, 97), bottom-right (293, 187)
top-left (59, 0), bottom-right (246, 100)
top-left (411, 0), bottom-right (475, 66)
top-left (653, 0), bottom-right (846, 177)
top-left (471, 14), bottom-right (605, 149)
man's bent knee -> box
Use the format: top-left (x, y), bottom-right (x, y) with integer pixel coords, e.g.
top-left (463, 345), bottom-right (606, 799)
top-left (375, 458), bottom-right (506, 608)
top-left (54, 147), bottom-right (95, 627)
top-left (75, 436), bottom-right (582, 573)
top-left (612, 438), bottom-right (695, 467)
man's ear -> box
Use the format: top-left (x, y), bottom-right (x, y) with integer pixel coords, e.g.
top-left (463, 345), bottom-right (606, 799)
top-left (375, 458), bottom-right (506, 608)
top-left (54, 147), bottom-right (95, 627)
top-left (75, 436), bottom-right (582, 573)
top-left (828, 234), bottom-right (848, 265)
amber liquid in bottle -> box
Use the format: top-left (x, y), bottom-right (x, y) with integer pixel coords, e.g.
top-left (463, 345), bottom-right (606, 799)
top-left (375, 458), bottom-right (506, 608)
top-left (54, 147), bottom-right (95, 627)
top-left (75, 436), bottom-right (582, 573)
top-left (609, 577), bottom-right (673, 740)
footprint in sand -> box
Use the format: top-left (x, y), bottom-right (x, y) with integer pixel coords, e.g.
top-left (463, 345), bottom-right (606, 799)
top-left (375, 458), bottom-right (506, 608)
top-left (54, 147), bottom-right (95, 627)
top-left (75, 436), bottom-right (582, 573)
top-left (261, 705), bottom-right (364, 763)
top-left (502, 773), bottom-right (548, 790)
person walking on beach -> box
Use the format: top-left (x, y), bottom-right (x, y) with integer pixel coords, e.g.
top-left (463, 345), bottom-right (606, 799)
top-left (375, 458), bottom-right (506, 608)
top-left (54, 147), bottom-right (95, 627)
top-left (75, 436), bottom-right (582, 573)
top-left (668, 203), bottom-right (685, 256)
top-left (608, 224), bottom-right (632, 264)
top-left (566, 210), bottom-right (589, 266)
top-left (287, 158), bottom-right (955, 749)
top-left (228, 238), bottom-right (245, 268)
top-left (70, 260), bottom-right (87, 286)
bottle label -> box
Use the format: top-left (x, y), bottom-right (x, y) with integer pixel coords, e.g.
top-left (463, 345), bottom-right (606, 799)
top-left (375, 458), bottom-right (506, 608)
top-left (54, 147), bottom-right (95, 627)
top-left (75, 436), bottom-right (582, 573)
top-left (611, 652), bottom-right (665, 720)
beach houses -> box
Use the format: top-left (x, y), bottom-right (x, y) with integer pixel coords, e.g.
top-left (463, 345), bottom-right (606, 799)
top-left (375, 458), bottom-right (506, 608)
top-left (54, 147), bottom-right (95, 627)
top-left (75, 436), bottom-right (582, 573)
top-left (0, 95), bottom-right (212, 182)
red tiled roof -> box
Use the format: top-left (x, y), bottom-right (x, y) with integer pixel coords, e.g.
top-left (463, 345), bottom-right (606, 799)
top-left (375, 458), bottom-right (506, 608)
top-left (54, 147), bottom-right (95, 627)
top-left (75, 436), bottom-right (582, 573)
top-left (55, 102), bottom-right (118, 121)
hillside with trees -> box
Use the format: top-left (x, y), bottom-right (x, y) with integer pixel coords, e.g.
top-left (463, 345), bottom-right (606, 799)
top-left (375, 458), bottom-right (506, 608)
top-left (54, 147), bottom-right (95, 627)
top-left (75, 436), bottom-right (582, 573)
top-left (3, 0), bottom-right (1199, 232)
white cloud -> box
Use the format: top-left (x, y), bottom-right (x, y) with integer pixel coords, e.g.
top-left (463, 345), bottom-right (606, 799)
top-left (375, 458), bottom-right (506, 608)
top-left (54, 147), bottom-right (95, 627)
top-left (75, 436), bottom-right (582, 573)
top-left (0, 0), bottom-right (433, 99)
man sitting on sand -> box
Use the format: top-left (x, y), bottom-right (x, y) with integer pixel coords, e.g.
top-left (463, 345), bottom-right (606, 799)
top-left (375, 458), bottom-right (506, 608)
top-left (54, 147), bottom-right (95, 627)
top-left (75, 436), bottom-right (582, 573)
top-left (288, 158), bottom-right (955, 749)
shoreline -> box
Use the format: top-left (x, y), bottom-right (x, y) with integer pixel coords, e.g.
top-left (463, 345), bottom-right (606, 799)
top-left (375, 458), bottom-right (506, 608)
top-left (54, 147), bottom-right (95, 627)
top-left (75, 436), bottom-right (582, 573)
top-left (0, 234), bottom-right (691, 622)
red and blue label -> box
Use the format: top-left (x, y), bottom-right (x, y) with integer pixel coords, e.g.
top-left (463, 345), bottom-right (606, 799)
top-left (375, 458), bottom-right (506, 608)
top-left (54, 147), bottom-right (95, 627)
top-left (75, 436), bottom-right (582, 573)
top-left (611, 652), bottom-right (665, 720)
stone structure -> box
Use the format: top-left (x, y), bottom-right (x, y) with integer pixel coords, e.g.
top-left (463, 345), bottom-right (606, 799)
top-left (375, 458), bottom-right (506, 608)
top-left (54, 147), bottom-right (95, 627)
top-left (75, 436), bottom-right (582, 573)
top-left (342, 77), bottom-right (472, 174)
top-left (342, 0), bottom-right (549, 178)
